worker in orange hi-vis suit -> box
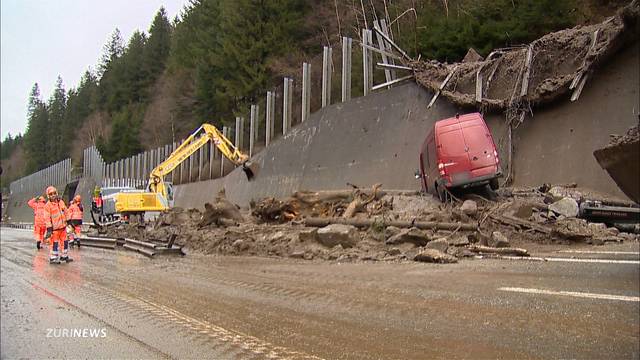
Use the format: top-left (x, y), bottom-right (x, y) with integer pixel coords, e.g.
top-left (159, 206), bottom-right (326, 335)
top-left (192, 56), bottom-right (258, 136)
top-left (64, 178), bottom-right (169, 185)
top-left (27, 196), bottom-right (47, 250)
top-left (66, 195), bottom-right (83, 247)
top-left (43, 186), bottom-right (73, 264)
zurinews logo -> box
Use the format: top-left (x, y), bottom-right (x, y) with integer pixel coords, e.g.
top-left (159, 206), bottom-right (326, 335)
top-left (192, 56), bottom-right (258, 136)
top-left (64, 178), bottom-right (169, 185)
top-left (46, 328), bottom-right (107, 338)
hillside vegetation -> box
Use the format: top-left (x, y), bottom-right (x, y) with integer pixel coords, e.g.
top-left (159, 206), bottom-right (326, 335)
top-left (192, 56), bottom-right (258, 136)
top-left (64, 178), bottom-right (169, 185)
top-left (1, 0), bottom-right (625, 189)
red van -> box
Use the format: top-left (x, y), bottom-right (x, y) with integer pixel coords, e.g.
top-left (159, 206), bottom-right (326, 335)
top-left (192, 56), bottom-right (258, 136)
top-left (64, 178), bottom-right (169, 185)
top-left (418, 112), bottom-right (501, 201)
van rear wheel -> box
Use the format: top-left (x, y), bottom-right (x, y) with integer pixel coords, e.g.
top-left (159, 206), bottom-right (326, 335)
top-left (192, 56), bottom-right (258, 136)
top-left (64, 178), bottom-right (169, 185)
top-left (489, 178), bottom-right (500, 190)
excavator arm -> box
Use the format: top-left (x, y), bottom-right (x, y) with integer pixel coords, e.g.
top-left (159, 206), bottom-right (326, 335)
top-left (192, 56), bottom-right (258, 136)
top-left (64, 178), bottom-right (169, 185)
top-left (148, 124), bottom-right (256, 198)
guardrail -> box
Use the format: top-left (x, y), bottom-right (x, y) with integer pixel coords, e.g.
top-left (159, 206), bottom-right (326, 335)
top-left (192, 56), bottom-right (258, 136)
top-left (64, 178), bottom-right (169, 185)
top-left (1, 223), bottom-right (34, 230)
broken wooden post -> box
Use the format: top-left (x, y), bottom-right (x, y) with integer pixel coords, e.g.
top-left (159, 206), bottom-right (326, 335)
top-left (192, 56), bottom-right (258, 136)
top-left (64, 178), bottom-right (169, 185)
top-left (475, 65), bottom-right (484, 103)
top-left (304, 217), bottom-right (477, 231)
top-left (374, 20), bottom-right (396, 84)
top-left (520, 45), bottom-right (533, 97)
top-left (427, 66), bottom-right (457, 108)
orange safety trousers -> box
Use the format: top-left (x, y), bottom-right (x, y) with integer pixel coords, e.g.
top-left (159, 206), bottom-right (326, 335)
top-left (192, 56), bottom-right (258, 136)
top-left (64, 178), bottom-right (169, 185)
top-left (33, 225), bottom-right (47, 243)
top-left (49, 229), bottom-right (68, 258)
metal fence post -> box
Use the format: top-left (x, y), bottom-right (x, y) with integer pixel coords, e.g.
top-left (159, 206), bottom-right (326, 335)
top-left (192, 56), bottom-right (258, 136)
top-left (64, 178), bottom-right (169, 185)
top-left (322, 46), bottom-right (332, 107)
top-left (342, 37), bottom-right (352, 102)
top-left (302, 62), bottom-right (311, 122)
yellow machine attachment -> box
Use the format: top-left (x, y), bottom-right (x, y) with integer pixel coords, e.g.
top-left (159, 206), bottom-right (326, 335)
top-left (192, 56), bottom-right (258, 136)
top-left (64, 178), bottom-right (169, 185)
top-left (111, 123), bottom-right (257, 217)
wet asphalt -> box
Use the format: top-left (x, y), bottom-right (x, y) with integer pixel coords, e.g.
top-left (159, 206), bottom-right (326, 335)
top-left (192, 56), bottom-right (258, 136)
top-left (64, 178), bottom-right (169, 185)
top-left (1, 227), bottom-right (638, 359)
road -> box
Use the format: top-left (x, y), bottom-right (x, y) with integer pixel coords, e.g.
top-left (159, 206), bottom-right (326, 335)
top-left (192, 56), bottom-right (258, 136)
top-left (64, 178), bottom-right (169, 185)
top-left (1, 227), bottom-right (638, 359)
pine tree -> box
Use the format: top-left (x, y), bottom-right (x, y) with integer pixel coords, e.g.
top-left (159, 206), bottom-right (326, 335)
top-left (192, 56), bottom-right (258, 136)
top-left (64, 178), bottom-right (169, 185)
top-left (47, 76), bottom-right (67, 162)
top-left (23, 83), bottom-right (49, 172)
top-left (98, 28), bottom-right (125, 77)
top-left (144, 7), bottom-right (172, 78)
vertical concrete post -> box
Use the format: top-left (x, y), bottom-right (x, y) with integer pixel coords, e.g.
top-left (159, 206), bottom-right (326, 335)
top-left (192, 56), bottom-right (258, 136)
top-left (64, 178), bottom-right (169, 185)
top-left (124, 158), bottom-right (129, 187)
top-left (235, 116), bottom-right (244, 151)
top-left (208, 142), bottom-right (214, 179)
top-left (283, 78), bottom-right (293, 134)
top-left (198, 146), bottom-right (204, 181)
top-left (249, 105), bottom-right (257, 157)
top-left (302, 63), bottom-right (311, 122)
top-left (136, 154), bottom-right (142, 187)
top-left (178, 142), bottom-right (184, 184)
top-left (221, 126), bottom-right (228, 176)
top-left (342, 37), bottom-right (353, 102)
top-left (149, 149), bottom-right (156, 185)
top-left (265, 92), bottom-right (274, 146)
top-left (362, 29), bottom-right (373, 96)
top-left (114, 160), bottom-right (119, 187)
top-left (322, 46), bottom-right (332, 107)
top-left (121, 159), bottom-right (125, 187)
top-left (188, 150), bottom-right (193, 183)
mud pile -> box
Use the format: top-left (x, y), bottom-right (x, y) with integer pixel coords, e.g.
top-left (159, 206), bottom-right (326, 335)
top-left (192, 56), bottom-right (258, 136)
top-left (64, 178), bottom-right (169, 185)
top-left (410, 0), bottom-right (639, 111)
top-left (101, 183), bottom-right (638, 263)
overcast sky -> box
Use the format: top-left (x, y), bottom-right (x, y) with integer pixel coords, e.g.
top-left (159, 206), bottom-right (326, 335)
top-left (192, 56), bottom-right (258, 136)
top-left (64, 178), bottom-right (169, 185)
top-left (1, 0), bottom-right (190, 140)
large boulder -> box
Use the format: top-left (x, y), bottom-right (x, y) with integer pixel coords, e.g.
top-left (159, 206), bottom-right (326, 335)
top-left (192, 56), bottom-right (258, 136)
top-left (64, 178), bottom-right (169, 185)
top-left (489, 231), bottom-right (510, 248)
top-left (460, 200), bottom-right (478, 216)
top-left (316, 224), bottom-right (359, 248)
top-left (549, 197), bottom-right (579, 218)
top-left (385, 227), bottom-right (431, 246)
top-left (414, 249), bottom-right (458, 263)
top-left (425, 238), bottom-right (449, 253)
top-left (448, 234), bottom-right (470, 247)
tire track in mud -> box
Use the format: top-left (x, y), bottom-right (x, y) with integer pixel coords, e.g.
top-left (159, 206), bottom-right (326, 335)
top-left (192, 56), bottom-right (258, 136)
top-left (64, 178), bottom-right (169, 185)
top-left (2, 236), bottom-right (322, 360)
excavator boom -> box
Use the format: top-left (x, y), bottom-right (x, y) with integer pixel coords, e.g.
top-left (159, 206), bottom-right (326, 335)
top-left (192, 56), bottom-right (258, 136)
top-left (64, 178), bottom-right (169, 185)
top-left (94, 123), bottom-right (257, 225)
top-left (148, 124), bottom-right (257, 198)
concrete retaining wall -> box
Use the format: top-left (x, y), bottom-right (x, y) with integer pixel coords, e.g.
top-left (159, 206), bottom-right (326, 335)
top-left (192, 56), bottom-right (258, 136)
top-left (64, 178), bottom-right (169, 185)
top-left (175, 42), bottom-right (639, 209)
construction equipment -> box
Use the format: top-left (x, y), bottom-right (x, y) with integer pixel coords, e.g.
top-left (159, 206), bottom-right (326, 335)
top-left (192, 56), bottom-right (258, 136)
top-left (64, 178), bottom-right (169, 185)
top-left (91, 124), bottom-right (257, 226)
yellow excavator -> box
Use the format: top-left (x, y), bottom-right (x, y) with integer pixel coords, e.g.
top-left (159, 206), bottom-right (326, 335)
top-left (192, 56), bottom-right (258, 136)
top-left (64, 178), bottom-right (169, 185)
top-left (91, 124), bottom-right (257, 225)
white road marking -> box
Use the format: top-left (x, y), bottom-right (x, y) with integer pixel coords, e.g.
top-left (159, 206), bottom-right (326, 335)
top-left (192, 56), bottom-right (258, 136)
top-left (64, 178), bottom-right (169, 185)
top-left (558, 250), bottom-right (639, 255)
top-left (500, 256), bottom-right (640, 265)
top-left (498, 287), bottom-right (640, 302)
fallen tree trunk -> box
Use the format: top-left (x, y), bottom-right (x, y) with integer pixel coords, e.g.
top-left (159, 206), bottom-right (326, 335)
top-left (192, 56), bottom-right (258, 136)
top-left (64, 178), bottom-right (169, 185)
top-left (490, 214), bottom-right (551, 234)
top-left (304, 217), bottom-right (477, 231)
top-left (467, 245), bottom-right (529, 256)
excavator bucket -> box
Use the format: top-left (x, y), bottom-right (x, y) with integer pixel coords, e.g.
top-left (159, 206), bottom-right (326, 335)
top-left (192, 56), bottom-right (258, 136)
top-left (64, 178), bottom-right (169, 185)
top-left (242, 161), bottom-right (259, 181)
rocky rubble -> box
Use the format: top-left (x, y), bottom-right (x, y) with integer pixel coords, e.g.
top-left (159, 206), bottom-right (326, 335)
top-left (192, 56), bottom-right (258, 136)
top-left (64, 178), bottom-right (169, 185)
top-left (100, 182), bottom-right (638, 264)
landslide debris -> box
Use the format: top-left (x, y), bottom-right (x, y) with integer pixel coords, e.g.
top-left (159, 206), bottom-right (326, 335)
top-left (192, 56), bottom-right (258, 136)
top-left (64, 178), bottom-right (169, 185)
top-left (100, 183), bottom-right (638, 264)
top-left (410, 0), bottom-right (639, 111)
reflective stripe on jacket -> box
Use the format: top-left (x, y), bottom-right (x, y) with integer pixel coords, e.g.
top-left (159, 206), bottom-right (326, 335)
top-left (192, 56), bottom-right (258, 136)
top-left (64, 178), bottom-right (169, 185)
top-left (44, 200), bottom-right (67, 230)
top-left (27, 199), bottom-right (47, 226)
top-left (67, 202), bottom-right (83, 220)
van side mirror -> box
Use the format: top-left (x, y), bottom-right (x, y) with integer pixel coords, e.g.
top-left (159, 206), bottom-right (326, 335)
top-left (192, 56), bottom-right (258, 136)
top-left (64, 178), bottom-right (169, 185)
top-left (414, 170), bottom-right (421, 179)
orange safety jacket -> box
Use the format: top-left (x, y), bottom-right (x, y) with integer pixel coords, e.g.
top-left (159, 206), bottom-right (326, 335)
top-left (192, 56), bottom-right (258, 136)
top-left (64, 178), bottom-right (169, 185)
top-left (27, 198), bottom-right (47, 227)
top-left (67, 202), bottom-right (83, 220)
top-left (44, 199), bottom-right (67, 231)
